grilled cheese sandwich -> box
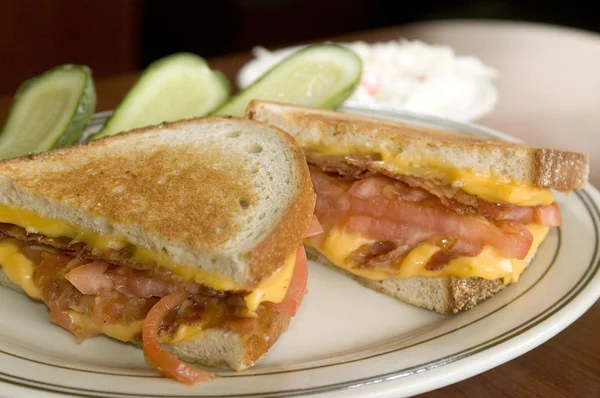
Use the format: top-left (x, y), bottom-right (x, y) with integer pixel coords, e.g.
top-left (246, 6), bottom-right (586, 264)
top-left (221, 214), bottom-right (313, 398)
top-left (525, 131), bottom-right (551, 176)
top-left (247, 100), bottom-right (588, 314)
top-left (0, 116), bottom-right (317, 384)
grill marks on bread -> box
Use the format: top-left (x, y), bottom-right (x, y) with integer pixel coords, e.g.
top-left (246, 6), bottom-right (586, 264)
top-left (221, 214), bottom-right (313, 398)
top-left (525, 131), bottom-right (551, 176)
top-left (27, 148), bottom-right (254, 249)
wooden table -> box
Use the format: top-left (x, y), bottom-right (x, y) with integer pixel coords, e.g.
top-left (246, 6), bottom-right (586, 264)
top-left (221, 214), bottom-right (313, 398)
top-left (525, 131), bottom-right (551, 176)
top-left (1, 19), bottom-right (598, 398)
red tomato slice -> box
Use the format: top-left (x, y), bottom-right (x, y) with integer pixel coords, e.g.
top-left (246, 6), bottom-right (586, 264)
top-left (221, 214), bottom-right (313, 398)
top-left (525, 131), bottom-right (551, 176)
top-left (304, 215), bottom-right (324, 238)
top-left (534, 202), bottom-right (562, 226)
top-left (264, 245), bottom-right (308, 317)
top-left (142, 291), bottom-right (218, 385)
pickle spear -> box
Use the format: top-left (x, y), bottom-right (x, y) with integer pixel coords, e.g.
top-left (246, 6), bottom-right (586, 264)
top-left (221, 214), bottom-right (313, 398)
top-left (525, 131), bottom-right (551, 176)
top-left (213, 44), bottom-right (362, 117)
top-left (91, 53), bottom-right (230, 140)
top-left (0, 65), bottom-right (96, 159)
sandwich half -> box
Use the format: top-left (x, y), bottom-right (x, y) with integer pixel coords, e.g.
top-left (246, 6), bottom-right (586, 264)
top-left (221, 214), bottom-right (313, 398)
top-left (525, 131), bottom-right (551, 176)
top-left (247, 100), bottom-right (589, 314)
top-left (0, 116), bottom-right (318, 384)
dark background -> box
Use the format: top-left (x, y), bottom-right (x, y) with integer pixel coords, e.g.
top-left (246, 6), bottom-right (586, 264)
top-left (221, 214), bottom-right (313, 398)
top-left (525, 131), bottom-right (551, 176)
top-left (2, 0), bottom-right (599, 95)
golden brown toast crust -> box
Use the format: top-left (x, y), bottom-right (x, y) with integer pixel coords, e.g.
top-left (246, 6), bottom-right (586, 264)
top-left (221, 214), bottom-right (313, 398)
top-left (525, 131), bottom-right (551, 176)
top-left (239, 308), bottom-right (291, 369)
top-left (246, 192), bottom-right (315, 283)
top-left (246, 167), bottom-right (315, 283)
top-left (246, 100), bottom-right (589, 191)
top-left (0, 116), bottom-right (315, 286)
top-left (240, 118), bottom-right (316, 283)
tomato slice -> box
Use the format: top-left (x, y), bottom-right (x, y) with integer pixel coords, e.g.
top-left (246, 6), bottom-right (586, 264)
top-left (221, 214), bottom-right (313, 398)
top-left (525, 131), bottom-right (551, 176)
top-left (264, 245), bottom-right (308, 317)
top-left (304, 215), bottom-right (324, 238)
top-left (142, 291), bottom-right (218, 385)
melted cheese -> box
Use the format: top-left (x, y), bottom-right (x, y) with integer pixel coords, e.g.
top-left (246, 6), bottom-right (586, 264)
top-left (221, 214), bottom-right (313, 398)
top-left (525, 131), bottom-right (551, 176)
top-left (244, 251), bottom-right (296, 313)
top-left (168, 324), bottom-right (204, 344)
top-left (305, 224), bottom-right (550, 283)
top-left (306, 146), bottom-right (555, 206)
top-left (0, 234), bottom-right (295, 321)
top-left (68, 312), bottom-right (143, 342)
top-left (0, 205), bottom-right (128, 249)
top-left (0, 204), bottom-right (241, 291)
top-left (0, 239), bottom-right (286, 343)
top-left (68, 312), bottom-right (201, 344)
top-left (132, 247), bottom-right (240, 291)
top-left (0, 239), bottom-right (42, 299)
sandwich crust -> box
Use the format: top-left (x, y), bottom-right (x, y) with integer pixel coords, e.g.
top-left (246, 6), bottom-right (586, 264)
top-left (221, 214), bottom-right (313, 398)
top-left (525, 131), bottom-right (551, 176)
top-left (246, 100), bottom-right (589, 191)
top-left (242, 120), bottom-right (316, 283)
top-left (246, 101), bottom-right (569, 313)
top-left (0, 116), bottom-right (315, 288)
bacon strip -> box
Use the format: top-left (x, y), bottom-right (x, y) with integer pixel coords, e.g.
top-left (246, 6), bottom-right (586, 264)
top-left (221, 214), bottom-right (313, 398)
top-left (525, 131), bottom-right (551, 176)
top-left (406, 176), bottom-right (562, 226)
top-left (307, 159), bottom-right (562, 227)
top-left (62, 259), bottom-right (213, 299)
top-left (425, 239), bottom-right (483, 271)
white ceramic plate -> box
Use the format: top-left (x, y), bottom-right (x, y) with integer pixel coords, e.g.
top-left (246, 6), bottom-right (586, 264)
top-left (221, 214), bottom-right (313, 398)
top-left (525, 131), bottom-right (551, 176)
top-left (1, 106), bottom-right (599, 398)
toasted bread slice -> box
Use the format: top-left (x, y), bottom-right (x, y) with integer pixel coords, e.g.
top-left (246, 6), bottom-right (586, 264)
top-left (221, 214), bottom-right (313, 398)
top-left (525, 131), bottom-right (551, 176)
top-left (306, 246), bottom-right (540, 314)
top-left (246, 100), bottom-right (589, 191)
top-left (0, 116), bottom-right (315, 288)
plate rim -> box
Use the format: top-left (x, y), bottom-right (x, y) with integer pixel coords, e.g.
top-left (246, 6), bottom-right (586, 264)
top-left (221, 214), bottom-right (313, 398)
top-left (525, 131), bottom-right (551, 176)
top-left (1, 105), bottom-right (599, 398)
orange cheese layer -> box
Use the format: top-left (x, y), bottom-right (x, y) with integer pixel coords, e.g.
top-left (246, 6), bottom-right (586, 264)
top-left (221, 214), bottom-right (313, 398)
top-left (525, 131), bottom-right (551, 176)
top-left (304, 224), bottom-right (549, 284)
top-left (0, 232), bottom-right (295, 313)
